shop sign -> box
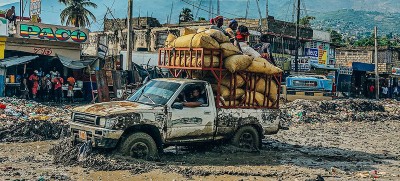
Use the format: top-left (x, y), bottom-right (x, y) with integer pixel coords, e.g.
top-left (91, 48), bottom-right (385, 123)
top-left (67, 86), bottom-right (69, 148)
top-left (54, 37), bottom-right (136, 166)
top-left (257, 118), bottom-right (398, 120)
top-left (318, 50), bottom-right (328, 65)
top-left (291, 57), bottom-right (310, 72)
top-left (0, 18), bottom-right (7, 36)
top-left (30, 0), bottom-right (41, 15)
top-left (305, 48), bottom-right (318, 58)
top-left (339, 66), bottom-right (353, 75)
top-left (392, 67), bottom-right (400, 75)
top-left (16, 22), bottom-right (89, 43)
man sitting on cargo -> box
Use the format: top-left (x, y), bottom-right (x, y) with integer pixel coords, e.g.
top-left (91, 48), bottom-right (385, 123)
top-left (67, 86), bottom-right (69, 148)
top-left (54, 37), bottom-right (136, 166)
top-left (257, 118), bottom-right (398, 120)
top-left (183, 87), bottom-right (206, 107)
top-left (236, 25), bottom-right (261, 58)
top-left (210, 16), bottom-right (228, 35)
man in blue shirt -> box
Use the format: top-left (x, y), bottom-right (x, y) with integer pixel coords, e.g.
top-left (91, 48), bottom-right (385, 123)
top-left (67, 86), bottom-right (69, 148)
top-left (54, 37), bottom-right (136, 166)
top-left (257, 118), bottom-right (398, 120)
top-left (183, 87), bottom-right (205, 107)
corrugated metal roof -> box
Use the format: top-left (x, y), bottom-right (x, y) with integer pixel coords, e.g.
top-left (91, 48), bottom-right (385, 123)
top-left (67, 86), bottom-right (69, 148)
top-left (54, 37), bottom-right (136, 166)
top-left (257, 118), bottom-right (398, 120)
top-left (0, 56), bottom-right (39, 67)
top-left (57, 54), bottom-right (96, 70)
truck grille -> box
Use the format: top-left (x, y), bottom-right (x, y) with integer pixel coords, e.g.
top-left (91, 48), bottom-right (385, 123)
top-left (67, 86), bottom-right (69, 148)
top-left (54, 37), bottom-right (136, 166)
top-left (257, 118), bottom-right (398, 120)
top-left (73, 113), bottom-right (98, 126)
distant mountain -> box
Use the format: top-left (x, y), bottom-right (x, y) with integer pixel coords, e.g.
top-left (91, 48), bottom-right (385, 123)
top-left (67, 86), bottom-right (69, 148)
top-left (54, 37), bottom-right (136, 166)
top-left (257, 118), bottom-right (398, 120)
top-left (1, 0), bottom-right (400, 34)
top-left (311, 9), bottom-right (400, 38)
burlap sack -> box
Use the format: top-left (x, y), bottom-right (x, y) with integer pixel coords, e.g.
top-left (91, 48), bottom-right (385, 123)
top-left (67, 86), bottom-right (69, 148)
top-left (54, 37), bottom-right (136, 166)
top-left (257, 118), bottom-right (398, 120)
top-left (222, 100), bottom-right (240, 106)
top-left (211, 84), bottom-right (245, 100)
top-left (176, 55), bottom-right (220, 68)
top-left (181, 27), bottom-right (197, 36)
top-left (220, 43), bottom-right (241, 58)
top-left (244, 92), bottom-right (273, 107)
top-left (205, 29), bottom-right (230, 43)
top-left (197, 27), bottom-right (207, 33)
top-left (246, 57), bottom-right (283, 75)
top-left (248, 77), bottom-right (279, 102)
top-left (221, 73), bottom-right (245, 88)
top-left (165, 33), bottom-right (177, 48)
top-left (224, 55), bottom-right (253, 73)
top-left (172, 33), bottom-right (220, 49)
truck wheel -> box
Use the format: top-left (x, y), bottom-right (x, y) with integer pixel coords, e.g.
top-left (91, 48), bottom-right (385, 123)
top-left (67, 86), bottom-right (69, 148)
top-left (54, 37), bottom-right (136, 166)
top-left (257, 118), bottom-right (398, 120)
top-left (120, 132), bottom-right (158, 160)
top-left (231, 126), bottom-right (260, 150)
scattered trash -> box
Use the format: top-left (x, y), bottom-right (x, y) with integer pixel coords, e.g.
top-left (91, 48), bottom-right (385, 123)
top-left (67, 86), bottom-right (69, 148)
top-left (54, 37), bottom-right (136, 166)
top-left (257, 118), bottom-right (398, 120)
top-left (280, 99), bottom-right (400, 126)
top-left (0, 97), bottom-right (72, 142)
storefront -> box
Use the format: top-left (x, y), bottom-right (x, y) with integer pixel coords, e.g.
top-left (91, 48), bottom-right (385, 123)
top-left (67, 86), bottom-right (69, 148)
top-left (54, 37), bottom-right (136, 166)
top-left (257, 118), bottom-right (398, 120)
top-left (0, 22), bottom-right (91, 100)
top-left (351, 62), bottom-right (375, 98)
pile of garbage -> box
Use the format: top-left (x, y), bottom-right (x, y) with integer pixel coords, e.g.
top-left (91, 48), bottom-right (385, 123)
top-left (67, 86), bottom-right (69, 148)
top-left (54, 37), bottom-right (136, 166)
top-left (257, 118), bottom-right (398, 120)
top-left (0, 97), bottom-right (71, 142)
top-left (280, 99), bottom-right (400, 125)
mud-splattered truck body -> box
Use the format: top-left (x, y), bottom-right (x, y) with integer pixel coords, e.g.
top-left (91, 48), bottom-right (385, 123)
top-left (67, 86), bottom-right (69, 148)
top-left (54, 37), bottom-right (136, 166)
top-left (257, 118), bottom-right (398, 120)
top-left (70, 48), bottom-right (282, 158)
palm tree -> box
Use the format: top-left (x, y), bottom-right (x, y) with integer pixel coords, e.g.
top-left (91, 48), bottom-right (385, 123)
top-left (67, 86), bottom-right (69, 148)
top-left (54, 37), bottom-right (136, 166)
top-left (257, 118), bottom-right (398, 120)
top-left (59, 0), bottom-right (97, 28)
top-left (179, 8), bottom-right (194, 23)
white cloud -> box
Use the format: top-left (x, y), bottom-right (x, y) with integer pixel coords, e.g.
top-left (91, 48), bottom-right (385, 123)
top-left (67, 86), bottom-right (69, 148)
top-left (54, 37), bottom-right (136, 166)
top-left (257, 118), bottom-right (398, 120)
top-left (0, 0), bottom-right (19, 7)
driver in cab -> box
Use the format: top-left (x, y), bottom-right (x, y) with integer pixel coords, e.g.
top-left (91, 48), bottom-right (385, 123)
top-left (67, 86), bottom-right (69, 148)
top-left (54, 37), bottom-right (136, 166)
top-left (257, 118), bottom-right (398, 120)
top-left (179, 87), bottom-right (205, 108)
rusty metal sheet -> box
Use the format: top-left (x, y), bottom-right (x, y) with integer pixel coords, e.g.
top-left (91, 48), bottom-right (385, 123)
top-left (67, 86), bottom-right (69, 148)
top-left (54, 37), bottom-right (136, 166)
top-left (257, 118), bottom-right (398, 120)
top-left (95, 70), bottom-right (110, 102)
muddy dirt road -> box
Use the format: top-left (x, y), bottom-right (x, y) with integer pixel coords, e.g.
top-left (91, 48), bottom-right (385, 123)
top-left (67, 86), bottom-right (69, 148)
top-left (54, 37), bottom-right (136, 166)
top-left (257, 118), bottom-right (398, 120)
top-left (0, 120), bottom-right (399, 180)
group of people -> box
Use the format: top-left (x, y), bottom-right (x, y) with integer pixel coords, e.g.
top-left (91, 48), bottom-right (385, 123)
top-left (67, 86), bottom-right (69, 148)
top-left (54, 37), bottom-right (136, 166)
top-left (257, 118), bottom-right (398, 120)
top-left (209, 15), bottom-right (276, 65)
top-left (367, 83), bottom-right (400, 99)
top-left (20, 68), bottom-right (76, 103)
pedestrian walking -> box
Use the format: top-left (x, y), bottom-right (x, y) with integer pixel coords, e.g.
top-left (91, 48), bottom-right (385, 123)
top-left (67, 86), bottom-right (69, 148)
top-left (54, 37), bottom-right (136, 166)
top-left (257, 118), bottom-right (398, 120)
top-left (369, 84), bottom-right (375, 99)
top-left (382, 85), bottom-right (388, 99)
top-left (29, 70), bottom-right (39, 100)
top-left (67, 75), bottom-right (76, 103)
top-left (20, 75), bottom-right (29, 99)
top-left (52, 72), bottom-right (64, 103)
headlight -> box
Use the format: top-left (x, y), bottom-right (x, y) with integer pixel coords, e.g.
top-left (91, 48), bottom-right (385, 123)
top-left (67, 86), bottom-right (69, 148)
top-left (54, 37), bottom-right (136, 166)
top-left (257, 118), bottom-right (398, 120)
top-left (104, 118), bottom-right (118, 129)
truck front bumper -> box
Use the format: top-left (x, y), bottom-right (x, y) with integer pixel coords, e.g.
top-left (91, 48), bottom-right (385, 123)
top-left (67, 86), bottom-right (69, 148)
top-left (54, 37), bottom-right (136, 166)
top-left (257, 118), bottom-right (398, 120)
top-left (69, 122), bottom-right (124, 148)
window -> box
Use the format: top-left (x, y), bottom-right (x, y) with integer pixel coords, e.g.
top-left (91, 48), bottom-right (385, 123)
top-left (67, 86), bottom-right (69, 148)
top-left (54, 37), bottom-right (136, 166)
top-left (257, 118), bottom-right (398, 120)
top-left (292, 80), bottom-right (318, 87)
top-left (176, 83), bottom-right (209, 107)
top-left (129, 80), bottom-right (181, 105)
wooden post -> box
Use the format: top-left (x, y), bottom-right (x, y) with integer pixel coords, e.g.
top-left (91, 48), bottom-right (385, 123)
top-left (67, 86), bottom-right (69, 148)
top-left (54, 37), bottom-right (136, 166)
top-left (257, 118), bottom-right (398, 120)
top-left (95, 70), bottom-right (110, 102)
top-left (112, 70), bottom-right (123, 98)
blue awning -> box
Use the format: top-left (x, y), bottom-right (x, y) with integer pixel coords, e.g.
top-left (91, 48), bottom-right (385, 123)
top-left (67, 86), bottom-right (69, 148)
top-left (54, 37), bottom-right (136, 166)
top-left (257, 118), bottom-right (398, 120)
top-left (352, 62), bottom-right (374, 72)
top-left (0, 56), bottom-right (39, 68)
top-left (310, 63), bottom-right (339, 71)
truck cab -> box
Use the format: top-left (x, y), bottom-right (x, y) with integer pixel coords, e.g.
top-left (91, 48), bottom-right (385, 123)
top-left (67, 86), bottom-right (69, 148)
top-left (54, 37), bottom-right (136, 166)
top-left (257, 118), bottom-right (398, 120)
top-left (70, 78), bottom-right (281, 159)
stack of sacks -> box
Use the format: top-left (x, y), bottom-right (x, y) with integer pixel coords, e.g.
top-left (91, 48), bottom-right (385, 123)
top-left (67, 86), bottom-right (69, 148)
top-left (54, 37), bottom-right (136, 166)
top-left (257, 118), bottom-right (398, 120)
top-left (165, 27), bottom-right (283, 107)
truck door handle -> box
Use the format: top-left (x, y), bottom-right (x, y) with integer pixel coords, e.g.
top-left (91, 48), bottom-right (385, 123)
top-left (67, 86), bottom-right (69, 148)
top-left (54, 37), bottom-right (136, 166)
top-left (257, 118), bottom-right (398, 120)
top-left (204, 111), bottom-right (211, 115)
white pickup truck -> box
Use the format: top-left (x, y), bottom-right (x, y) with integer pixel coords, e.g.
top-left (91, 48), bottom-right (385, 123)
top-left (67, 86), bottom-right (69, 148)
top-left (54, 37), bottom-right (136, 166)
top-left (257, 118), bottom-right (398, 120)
top-left (70, 78), bottom-right (281, 159)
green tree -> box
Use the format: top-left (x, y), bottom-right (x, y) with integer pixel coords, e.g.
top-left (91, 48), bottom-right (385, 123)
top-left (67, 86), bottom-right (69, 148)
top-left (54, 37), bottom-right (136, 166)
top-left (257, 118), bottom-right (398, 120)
top-left (328, 29), bottom-right (344, 47)
top-left (299, 16), bottom-right (315, 27)
top-left (59, 0), bottom-right (98, 27)
top-left (179, 8), bottom-right (194, 23)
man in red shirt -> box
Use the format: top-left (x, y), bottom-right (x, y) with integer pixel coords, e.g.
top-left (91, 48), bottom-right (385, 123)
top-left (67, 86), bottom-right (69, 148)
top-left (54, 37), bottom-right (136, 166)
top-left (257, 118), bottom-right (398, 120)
top-left (52, 72), bottom-right (64, 103)
top-left (369, 84), bottom-right (375, 99)
top-left (67, 76), bottom-right (76, 103)
top-left (29, 70), bottom-right (39, 99)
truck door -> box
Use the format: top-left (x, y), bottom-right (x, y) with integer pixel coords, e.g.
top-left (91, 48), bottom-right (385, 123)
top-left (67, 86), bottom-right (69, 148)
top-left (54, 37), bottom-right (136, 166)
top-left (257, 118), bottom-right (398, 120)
top-left (166, 82), bottom-right (216, 143)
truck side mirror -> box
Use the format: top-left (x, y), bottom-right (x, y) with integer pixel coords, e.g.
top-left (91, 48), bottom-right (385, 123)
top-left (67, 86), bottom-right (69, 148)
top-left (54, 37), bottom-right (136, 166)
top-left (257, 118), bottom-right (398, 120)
top-left (172, 102), bottom-right (184, 110)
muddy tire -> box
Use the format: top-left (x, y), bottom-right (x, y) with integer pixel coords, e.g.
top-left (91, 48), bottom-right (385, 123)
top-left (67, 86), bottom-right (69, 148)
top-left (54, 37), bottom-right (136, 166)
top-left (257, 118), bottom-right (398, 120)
top-left (120, 132), bottom-right (158, 160)
top-left (231, 126), bottom-right (260, 150)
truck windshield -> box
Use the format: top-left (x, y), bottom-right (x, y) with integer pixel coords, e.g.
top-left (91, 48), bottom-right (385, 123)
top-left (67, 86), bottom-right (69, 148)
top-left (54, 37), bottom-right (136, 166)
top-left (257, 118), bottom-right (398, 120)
top-left (128, 80), bottom-right (181, 105)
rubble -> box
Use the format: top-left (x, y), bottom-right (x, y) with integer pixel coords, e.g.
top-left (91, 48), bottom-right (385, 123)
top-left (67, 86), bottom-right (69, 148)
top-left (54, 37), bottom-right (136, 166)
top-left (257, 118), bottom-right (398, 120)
top-left (280, 99), bottom-right (400, 125)
top-left (0, 97), bottom-right (71, 142)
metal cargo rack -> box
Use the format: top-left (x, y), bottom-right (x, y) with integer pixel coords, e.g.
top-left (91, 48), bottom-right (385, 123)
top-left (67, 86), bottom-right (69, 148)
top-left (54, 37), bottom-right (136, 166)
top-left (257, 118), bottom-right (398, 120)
top-left (158, 48), bottom-right (282, 109)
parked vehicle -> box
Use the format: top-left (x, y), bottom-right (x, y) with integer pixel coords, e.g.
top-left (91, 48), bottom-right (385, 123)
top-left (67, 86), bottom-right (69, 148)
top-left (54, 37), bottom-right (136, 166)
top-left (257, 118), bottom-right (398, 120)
top-left (70, 48), bottom-right (282, 159)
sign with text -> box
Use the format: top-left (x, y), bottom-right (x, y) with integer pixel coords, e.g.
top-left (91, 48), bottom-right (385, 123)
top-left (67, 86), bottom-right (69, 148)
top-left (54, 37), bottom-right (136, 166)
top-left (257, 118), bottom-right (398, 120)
top-left (339, 66), bottom-right (353, 75)
top-left (318, 50), bottom-right (328, 65)
top-left (305, 48), bottom-right (319, 58)
top-left (392, 67), bottom-right (400, 76)
top-left (0, 18), bottom-right (7, 36)
top-left (30, 0), bottom-right (41, 15)
top-left (291, 57), bottom-right (310, 72)
top-left (16, 22), bottom-right (89, 43)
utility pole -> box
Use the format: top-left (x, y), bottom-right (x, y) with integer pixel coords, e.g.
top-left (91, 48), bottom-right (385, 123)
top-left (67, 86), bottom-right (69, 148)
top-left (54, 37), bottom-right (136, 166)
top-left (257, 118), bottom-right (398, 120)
top-left (374, 26), bottom-right (379, 99)
top-left (265, 0), bottom-right (269, 30)
top-left (294, 0), bottom-right (301, 72)
top-left (217, 0), bottom-right (220, 15)
top-left (127, 0), bottom-right (133, 71)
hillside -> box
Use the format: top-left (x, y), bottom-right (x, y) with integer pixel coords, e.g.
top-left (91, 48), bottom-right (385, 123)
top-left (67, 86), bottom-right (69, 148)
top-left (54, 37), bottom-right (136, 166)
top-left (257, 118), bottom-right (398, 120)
top-left (311, 9), bottom-right (400, 38)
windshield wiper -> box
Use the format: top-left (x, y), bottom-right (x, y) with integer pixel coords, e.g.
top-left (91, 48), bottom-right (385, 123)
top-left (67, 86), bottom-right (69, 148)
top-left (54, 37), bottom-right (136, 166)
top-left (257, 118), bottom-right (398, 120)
top-left (142, 94), bottom-right (157, 105)
top-left (134, 86), bottom-right (147, 101)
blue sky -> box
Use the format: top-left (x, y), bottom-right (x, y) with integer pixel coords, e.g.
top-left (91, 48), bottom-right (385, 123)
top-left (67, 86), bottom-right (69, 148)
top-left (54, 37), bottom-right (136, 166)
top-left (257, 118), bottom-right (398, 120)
top-left (2, 0), bottom-right (398, 31)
